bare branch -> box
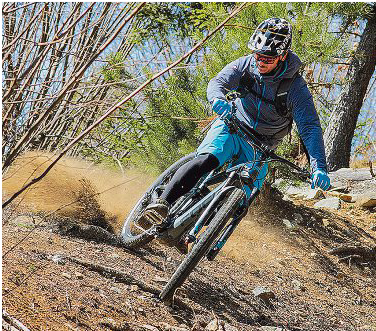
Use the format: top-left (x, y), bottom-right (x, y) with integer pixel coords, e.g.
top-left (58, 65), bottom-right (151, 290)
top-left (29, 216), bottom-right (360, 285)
top-left (2, 3), bottom-right (47, 53)
top-left (2, 3), bottom-right (145, 171)
top-left (2, 2), bottom-right (249, 208)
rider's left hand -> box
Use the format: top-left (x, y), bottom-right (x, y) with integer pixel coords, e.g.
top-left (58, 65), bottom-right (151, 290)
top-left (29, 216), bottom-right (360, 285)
top-left (311, 169), bottom-right (330, 190)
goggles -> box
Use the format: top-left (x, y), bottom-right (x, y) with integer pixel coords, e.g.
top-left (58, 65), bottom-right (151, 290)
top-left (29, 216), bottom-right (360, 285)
top-left (254, 53), bottom-right (279, 64)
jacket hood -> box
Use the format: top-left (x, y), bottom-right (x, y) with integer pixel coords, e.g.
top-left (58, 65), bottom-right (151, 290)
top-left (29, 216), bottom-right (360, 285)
top-left (251, 50), bottom-right (302, 83)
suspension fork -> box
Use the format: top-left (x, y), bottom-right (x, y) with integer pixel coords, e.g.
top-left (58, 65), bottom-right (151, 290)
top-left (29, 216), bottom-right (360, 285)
top-left (184, 186), bottom-right (236, 243)
top-left (206, 186), bottom-right (260, 261)
top-left (206, 150), bottom-right (266, 260)
top-left (184, 172), bottom-right (237, 244)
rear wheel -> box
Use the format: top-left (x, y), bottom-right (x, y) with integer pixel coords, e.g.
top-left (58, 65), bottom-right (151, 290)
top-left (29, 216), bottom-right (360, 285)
top-left (159, 188), bottom-right (245, 304)
top-left (121, 152), bottom-right (196, 248)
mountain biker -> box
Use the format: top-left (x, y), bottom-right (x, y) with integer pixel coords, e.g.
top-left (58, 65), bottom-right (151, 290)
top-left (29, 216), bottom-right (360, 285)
top-left (143, 17), bottom-right (331, 226)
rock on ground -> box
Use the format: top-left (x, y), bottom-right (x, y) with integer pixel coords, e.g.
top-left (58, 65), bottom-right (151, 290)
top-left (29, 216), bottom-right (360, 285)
top-left (314, 197), bottom-right (341, 210)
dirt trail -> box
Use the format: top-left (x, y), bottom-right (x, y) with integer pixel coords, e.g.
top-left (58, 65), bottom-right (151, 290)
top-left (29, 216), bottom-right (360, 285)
top-left (2, 153), bottom-right (376, 331)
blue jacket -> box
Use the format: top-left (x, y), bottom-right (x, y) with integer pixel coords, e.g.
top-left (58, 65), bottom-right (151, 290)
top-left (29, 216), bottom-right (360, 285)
top-left (207, 51), bottom-right (328, 172)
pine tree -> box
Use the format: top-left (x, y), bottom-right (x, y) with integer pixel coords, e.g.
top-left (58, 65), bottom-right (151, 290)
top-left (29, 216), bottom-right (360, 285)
top-left (324, 5), bottom-right (376, 170)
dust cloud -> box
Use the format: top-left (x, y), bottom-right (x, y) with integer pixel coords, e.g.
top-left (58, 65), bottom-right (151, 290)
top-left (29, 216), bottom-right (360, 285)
top-left (2, 151), bottom-right (288, 267)
top-left (2, 151), bottom-right (154, 232)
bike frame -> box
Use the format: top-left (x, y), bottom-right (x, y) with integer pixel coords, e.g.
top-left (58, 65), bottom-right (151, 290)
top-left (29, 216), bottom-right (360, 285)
top-left (165, 172), bottom-right (237, 239)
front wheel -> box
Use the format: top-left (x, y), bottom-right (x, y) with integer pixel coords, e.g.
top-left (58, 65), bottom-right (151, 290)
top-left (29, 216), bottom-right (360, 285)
top-left (159, 188), bottom-right (245, 304)
top-left (121, 152), bottom-right (196, 248)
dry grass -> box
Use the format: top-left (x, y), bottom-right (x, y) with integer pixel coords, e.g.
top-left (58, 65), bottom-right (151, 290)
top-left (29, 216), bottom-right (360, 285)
top-left (351, 142), bottom-right (376, 169)
top-left (350, 159), bottom-right (376, 169)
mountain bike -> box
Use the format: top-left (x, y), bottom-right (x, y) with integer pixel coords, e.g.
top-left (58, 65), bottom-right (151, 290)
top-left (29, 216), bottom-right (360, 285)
top-left (121, 94), bottom-right (311, 305)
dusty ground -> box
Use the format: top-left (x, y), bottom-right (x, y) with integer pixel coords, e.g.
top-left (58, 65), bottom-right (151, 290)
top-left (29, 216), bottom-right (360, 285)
top-left (2, 153), bottom-right (376, 331)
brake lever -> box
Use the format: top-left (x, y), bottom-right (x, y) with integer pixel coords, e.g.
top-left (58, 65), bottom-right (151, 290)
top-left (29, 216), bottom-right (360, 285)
top-left (219, 102), bottom-right (237, 133)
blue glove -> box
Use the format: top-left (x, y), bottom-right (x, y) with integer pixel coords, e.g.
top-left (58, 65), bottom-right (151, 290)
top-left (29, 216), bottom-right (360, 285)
top-left (311, 169), bottom-right (330, 190)
top-left (212, 98), bottom-right (232, 119)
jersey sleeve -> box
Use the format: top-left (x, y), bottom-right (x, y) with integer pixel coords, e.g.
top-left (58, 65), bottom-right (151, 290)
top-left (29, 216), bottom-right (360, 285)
top-left (289, 76), bottom-right (328, 173)
top-left (207, 57), bottom-right (249, 103)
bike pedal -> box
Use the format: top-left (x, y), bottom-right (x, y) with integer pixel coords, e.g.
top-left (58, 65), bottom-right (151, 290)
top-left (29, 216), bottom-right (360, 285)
top-left (137, 216), bottom-right (153, 229)
top-left (144, 210), bottom-right (166, 226)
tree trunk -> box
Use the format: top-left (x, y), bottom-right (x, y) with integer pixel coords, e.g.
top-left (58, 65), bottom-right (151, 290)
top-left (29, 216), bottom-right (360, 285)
top-left (324, 9), bottom-right (376, 171)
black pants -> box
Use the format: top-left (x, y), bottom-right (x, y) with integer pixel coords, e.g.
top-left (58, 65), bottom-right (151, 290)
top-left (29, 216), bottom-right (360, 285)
top-left (161, 153), bottom-right (219, 205)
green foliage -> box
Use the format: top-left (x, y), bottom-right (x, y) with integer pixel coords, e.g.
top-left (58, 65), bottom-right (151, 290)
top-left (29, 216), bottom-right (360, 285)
top-left (79, 99), bottom-right (144, 169)
top-left (129, 69), bottom-right (208, 173)
top-left (273, 129), bottom-right (310, 184)
top-left (86, 2), bottom-right (372, 175)
top-left (130, 2), bottom-right (208, 43)
top-left (102, 52), bottom-right (128, 82)
top-left (325, 2), bottom-right (372, 24)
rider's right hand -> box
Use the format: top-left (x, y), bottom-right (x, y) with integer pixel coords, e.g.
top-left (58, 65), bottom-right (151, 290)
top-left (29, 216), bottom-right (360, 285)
top-left (212, 98), bottom-right (231, 119)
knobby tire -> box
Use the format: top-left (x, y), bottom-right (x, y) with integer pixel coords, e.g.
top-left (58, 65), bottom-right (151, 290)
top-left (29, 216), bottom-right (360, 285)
top-left (159, 188), bottom-right (245, 304)
top-left (121, 152), bottom-right (196, 248)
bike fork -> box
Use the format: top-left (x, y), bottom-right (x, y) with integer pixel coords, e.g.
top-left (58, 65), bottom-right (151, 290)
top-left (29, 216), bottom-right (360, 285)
top-left (184, 185), bottom-right (235, 245)
top-left (206, 186), bottom-right (260, 261)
